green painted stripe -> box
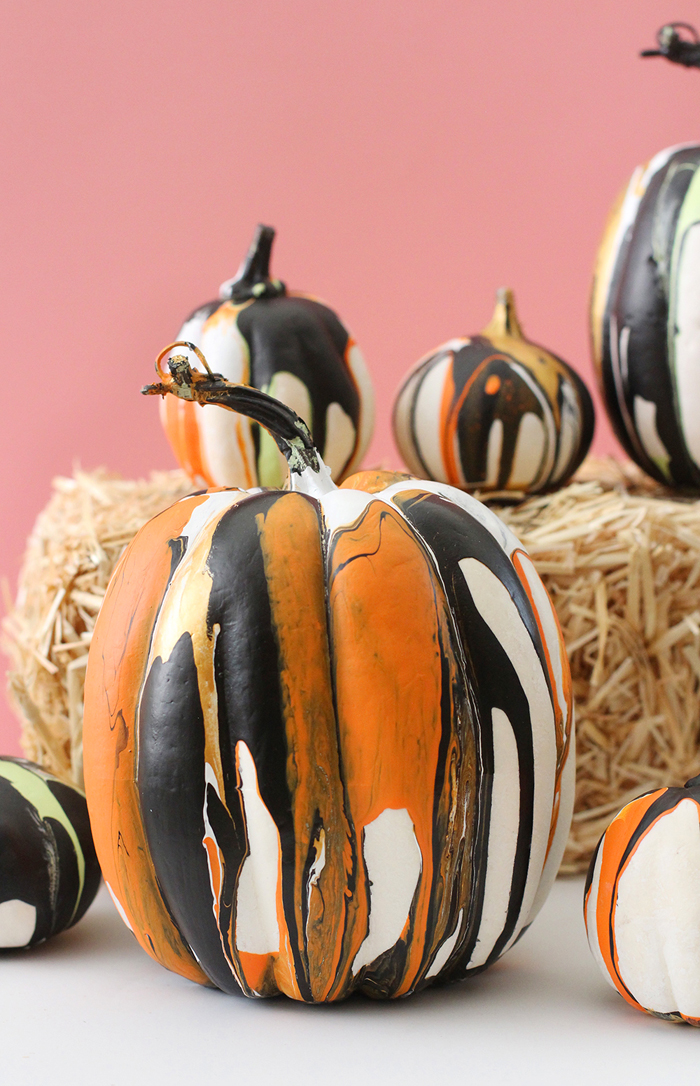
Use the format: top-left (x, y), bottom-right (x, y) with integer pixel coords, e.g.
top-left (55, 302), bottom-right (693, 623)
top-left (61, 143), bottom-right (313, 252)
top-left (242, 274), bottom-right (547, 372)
top-left (0, 762), bottom-right (85, 923)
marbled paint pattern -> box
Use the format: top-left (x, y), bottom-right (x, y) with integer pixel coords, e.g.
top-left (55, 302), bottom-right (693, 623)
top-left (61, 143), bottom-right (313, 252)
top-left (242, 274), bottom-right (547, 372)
top-left (162, 275), bottom-right (373, 489)
top-left (591, 143), bottom-right (700, 489)
top-left (84, 466), bottom-right (574, 1001)
top-left (393, 292), bottom-right (593, 494)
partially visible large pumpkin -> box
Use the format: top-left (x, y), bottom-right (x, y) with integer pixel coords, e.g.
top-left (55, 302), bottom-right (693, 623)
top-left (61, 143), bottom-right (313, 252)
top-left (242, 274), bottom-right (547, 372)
top-left (585, 776), bottom-right (700, 1025)
top-left (83, 344), bottom-right (574, 1002)
top-left (0, 757), bottom-right (101, 947)
top-left (160, 224), bottom-right (374, 488)
top-left (591, 142), bottom-right (700, 488)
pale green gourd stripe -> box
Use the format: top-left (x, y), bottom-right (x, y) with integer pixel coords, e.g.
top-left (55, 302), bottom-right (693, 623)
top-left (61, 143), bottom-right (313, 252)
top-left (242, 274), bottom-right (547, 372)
top-left (258, 373), bottom-right (312, 488)
top-left (0, 762), bottom-right (85, 923)
top-left (668, 164), bottom-right (700, 417)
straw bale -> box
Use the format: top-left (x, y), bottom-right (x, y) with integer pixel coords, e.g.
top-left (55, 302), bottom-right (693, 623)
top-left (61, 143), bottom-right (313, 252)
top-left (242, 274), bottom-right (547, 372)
top-left (2, 469), bottom-right (192, 787)
top-left (495, 458), bottom-right (700, 872)
top-left (4, 458), bottom-right (700, 874)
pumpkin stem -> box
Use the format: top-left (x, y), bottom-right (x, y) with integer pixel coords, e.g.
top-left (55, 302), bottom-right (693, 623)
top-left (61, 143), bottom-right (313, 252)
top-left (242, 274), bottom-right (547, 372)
top-left (221, 224), bottom-right (287, 303)
top-left (482, 288), bottom-right (524, 340)
top-left (143, 342), bottom-right (334, 489)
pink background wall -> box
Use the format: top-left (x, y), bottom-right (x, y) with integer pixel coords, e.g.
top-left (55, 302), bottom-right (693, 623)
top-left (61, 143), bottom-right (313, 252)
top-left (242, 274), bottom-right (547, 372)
top-left (1, 0), bottom-right (698, 752)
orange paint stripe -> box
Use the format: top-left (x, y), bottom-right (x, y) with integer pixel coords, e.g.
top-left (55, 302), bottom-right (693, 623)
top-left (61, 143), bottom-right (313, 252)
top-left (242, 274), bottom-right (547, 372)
top-left (441, 354), bottom-right (511, 485)
top-left (235, 417), bottom-right (256, 489)
top-left (257, 494), bottom-right (350, 1001)
top-left (83, 496), bottom-right (211, 986)
top-left (328, 501), bottom-right (448, 994)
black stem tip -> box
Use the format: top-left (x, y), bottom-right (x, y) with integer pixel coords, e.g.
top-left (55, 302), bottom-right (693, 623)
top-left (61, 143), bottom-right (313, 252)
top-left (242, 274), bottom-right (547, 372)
top-left (226, 223), bottom-right (287, 303)
top-left (640, 22), bottom-right (700, 67)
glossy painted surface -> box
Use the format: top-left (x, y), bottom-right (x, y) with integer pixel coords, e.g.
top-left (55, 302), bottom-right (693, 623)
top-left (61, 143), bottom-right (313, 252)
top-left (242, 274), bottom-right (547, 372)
top-left (393, 291), bottom-right (594, 494)
top-left (0, 758), bottom-right (101, 948)
top-left (584, 777), bottom-right (700, 1025)
top-left (592, 143), bottom-right (700, 488)
top-left (84, 444), bottom-right (574, 999)
top-left (161, 230), bottom-right (374, 489)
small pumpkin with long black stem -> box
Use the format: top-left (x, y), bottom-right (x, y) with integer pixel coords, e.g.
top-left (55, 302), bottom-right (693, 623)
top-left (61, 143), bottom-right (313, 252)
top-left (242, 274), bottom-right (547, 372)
top-left (83, 340), bottom-right (574, 1002)
top-left (161, 224), bottom-right (374, 489)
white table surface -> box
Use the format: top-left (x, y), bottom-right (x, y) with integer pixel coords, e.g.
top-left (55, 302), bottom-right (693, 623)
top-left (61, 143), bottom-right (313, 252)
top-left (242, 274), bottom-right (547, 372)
top-left (1, 876), bottom-right (697, 1084)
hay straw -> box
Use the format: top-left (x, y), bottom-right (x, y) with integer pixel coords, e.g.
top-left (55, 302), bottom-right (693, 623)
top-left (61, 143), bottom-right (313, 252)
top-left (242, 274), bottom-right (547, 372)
top-left (495, 458), bottom-right (700, 872)
top-left (2, 468), bottom-right (192, 786)
top-left (5, 458), bottom-right (700, 873)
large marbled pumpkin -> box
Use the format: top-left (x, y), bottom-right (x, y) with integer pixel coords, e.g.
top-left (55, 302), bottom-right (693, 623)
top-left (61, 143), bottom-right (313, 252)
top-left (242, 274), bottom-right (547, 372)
top-left (83, 347), bottom-right (574, 1002)
top-left (591, 142), bottom-right (700, 488)
top-left (161, 224), bottom-right (374, 489)
top-left (393, 290), bottom-right (594, 494)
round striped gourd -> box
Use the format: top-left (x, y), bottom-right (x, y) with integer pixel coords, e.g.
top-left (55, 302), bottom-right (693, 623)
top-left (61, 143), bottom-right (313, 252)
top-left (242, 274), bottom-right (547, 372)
top-left (585, 776), bottom-right (700, 1025)
top-left (83, 342), bottom-right (574, 1002)
top-left (591, 143), bottom-right (700, 488)
top-left (393, 289), bottom-right (594, 495)
top-left (0, 757), bottom-right (101, 948)
top-left (161, 224), bottom-right (374, 489)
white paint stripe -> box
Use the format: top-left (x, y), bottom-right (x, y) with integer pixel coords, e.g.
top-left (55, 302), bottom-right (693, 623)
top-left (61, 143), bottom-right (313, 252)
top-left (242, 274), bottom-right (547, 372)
top-left (234, 742), bottom-right (281, 955)
top-left (379, 479), bottom-right (522, 556)
top-left (633, 395), bottom-right (671, 478)
top-left (458, 558), bottom-right (557, 948)
top-left (616, 799), bottom-right (700, 1016)
top-left (550, 380), bottom-right (580, 484)
top-left (426, 908), bottom-right (463, 979)
top-left (604, 144), bottom-right (697, 302)
top-left (177, 307), bottom-right (216, 345)
top-left (414, 354), bottom-right (452, 482)
top-left (197, 316), bottom-right (255, 486)
top-left (392, 366), bottom-right (428, 477)
top-left (106, 882), bottom-right (133, 933)
top-left (319, 486), bottom-right (376, 533)
top-left (468, 708), bottom-right (521, 968)
top-left (526, 728), bottom-right (576, 926)
top-left (179, 490), bottom-right (243, 549)
top-left (509, 412), bottom-right (547, 490)
top-left (324, 401), bottom-right (357, 480)
top-left (344, 341), bottom-right (375, 476)
top-left (352, 808), bottom-right (422, 974)
top-left (484, 418), bottom-right (504, 487)
top-left (505, 360), bottom-right (557, 489)
top-left (674, 222), bottom-right (700, 469)
top-left (0, 900), bottom-right (37, 948)
top-left (513, 552), bottom-right (568, 738)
